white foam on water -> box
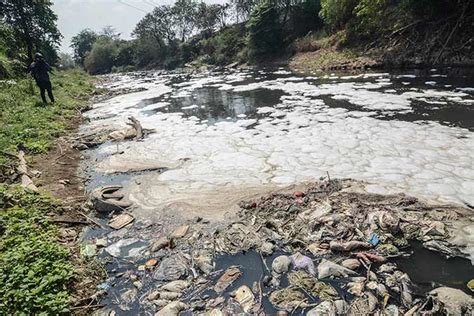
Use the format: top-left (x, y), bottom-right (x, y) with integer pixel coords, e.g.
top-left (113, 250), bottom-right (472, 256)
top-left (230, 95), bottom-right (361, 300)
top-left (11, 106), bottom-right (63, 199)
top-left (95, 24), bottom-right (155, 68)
top-left (84, 70), bottom-right (474, 222)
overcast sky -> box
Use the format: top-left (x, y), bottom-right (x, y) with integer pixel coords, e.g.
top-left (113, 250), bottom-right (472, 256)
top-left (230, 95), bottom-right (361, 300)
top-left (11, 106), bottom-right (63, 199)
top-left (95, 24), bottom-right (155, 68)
top-left (52, 0), bottom-right (226, 53)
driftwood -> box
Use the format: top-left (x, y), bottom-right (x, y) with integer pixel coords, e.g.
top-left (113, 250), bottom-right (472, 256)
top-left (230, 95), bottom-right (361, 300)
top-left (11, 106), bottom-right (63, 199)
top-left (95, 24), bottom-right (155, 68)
top-left (126, 116), bottom-right (143, 140)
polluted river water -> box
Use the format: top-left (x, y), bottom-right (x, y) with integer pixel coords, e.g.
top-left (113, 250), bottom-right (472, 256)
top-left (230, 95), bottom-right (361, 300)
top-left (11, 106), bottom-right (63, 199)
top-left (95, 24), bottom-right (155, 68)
top-left (79, 67), bottom-right (474, 314)
top-left (83, 67), bottom-right (474, 222)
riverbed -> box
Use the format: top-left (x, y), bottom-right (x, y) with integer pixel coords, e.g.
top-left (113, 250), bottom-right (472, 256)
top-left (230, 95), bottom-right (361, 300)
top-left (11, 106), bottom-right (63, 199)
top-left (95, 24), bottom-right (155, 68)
top-left (81, 67), bottom-right (474, 223)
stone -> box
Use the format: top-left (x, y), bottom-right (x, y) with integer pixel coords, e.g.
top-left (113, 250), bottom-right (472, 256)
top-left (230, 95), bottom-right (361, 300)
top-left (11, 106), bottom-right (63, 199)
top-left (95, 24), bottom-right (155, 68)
top-left (307, 301), bottom-right (336, 316)
top-left (233, 285), bottom-right (255, 313)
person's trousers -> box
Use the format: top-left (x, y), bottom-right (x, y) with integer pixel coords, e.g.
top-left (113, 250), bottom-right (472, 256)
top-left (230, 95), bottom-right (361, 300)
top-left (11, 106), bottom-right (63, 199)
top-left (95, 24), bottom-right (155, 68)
top-left (36, 80), bottom-right (55, 103)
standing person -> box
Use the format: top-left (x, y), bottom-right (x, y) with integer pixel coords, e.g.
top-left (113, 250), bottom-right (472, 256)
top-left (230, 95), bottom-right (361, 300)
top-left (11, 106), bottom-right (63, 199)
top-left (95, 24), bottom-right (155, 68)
top-left (29, 52), bottom-right (55, 104)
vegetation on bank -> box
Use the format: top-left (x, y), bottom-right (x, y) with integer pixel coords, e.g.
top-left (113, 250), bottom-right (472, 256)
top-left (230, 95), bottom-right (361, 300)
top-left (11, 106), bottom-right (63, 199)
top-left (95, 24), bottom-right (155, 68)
top-left (0, 186), bottom-right (72, 314)
top-left (63, 0), bottom-right (474, 74)
top-left (0, 69), bottom-right (96, 314)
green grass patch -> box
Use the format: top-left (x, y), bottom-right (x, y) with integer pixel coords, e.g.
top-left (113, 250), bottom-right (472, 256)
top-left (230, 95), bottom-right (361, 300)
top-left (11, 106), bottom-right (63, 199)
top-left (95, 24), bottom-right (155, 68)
top-left (0, 69), bottom-right (95, 162)
top-left (0, 69), bottom-right (96, 314)
top-left (0, 185), bottom-right (73, 314)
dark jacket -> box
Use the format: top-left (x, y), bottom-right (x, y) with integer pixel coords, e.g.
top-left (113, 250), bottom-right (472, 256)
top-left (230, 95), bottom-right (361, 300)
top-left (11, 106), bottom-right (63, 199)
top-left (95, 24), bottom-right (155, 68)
top-left (29, 59), bottom-right (52, 82)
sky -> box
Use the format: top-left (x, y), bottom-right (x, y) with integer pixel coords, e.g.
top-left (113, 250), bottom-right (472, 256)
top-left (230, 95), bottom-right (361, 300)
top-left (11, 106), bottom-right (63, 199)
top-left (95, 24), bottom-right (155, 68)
top-left (52, 0), bottom-right (226, 53)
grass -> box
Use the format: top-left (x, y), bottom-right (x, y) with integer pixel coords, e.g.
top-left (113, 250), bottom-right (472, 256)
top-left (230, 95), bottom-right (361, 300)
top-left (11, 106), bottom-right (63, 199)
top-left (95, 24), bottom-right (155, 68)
top-left (0, 69), bottom-right (96, 314)
top-left (0, 186), bottom-right (72, 315)
top-left (0, 69), bottom-right (95, 159)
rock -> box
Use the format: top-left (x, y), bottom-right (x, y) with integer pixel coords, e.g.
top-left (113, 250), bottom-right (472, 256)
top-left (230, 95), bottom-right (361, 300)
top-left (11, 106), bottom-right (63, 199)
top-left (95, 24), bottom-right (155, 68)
top-left (153, 255), bottom-right (188, 281)
top-left (151, 236), bottom-right (171, 252)
top-left (171, 225), bottom-right (189, 239)
top-left (317, 259), bottom-right (358, 279)
top-left (214, 266), bottom-right (242, 293)
top-left (233, 285), bottom-right (255, 313)
top-left (290, 252), bottom-right (316, 276)
top-left (307, 301), bottom-right (336, 316)
top-left (155, 301), bottom-right (188, 316)
top-left (272, 255), bottom-right (291, 274)
top-left (428, 287), bottom-right (474, 315)
top-left (109, 213), bottom-right (134, 230)
top-left (133, 281), bottom-right (143, 289)
top-left (341, 259), bottom-right (360, 270)
top-left (330, 240), bottom-right (371, 252)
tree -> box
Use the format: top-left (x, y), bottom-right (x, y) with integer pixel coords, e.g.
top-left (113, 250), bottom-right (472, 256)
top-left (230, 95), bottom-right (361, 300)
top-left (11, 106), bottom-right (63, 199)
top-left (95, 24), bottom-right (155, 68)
top-left (196, 3), bottom-right (221, 33)
top-left (58, 52), bottom-right (75, 69)
top-left (231, 0), bottom-right (261, 22)
top-left (83, 38), bottom-right (118, 74)
top-left (172, 0), bottom-right (198, 42)
top-left (133, 5), bottom-right (175, 48)
top-left (70, 29), bottom-right (98, 66)
top-left (0, 0), bottom-right (62, 63)
top-left (247, 0), bottom-right (283, 62)
top-left (319, 0), bottom-right (358, 30)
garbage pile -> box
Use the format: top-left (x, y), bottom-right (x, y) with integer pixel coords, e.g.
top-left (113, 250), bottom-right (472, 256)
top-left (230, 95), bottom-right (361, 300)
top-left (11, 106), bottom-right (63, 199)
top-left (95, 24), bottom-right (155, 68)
top-left (88, 179), bottom-right (474, 315)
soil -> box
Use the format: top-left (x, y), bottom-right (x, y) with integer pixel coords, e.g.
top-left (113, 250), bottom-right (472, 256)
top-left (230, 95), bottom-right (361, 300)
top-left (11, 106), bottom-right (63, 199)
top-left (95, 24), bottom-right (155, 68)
top-left (30, 107), bottom-right (105, 314)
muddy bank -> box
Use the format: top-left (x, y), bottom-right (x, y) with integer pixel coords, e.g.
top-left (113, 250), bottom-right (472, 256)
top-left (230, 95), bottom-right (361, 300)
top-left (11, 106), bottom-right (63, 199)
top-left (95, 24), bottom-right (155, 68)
top-left (81, 179), bottom-right (474, 315)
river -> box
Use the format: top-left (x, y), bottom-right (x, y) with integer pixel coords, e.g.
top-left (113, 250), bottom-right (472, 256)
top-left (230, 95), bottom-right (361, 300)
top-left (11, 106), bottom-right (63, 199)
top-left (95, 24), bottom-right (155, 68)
top-left (81, 67), bottom-right (474, 223)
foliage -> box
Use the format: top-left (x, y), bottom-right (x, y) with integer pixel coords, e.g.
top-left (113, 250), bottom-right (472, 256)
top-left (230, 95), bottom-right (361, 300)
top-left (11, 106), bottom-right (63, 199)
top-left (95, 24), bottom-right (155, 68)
top-left (70, 29), bottom-right (98, 66)
top-left (58, 53), bottom-right (75, 70)
top-left (0, 0), bottom-right (62, 64)
top-left (319, 0), bottom-right (358, 30)
top-left (247, 0), bottom-right (283, 62)
top-left (0, 69), bottom-right (95, 161)
top-left (0, 185), bottom-right (73, 315)
top-left (83, 37), bottom-right (119, 74)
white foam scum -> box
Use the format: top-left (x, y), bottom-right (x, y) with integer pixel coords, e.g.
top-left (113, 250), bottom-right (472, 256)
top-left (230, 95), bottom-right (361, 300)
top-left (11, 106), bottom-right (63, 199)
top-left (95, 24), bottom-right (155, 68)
top-left (84, 70), bottom-right (474, 214)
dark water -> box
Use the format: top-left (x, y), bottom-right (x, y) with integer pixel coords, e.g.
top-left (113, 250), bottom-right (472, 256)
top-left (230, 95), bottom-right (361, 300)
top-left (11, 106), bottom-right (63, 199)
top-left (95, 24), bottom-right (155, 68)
top-left (395, 241), bottom-right (474, 294)
top-left (136, 68), bottom-right (474, 131)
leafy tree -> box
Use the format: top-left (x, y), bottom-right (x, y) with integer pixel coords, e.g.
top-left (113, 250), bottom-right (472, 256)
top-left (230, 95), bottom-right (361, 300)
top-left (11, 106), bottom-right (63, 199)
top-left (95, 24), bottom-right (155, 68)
top-left (83, 38), bottom-right (118, 74)
top-left (319, 0), bottom-right (358, 30)
top-left (0, 0), bottom-right (62, 63)
top-left (196, 3), bottom-right (221, 33)
top-left (57, 52), bottom-right (75, 69)
top-left (172, 0), bottom-right (198, 42)
top-left (133, 5), bottom-right (175, 48)
top-left (247, 0), bottom-right (283, 62)
top-left (231, 0), bottom-right (261, 22)
top-left (70, 29), bottom-right (98, 66)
